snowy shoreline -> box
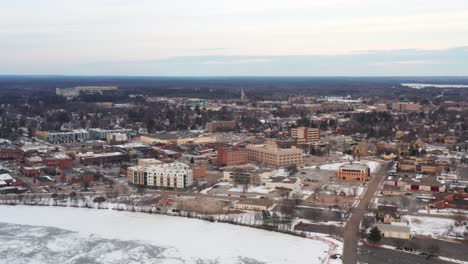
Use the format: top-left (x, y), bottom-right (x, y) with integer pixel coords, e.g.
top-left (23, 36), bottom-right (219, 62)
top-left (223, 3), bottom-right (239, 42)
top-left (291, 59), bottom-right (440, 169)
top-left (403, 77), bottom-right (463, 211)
top-left (0, 204), bottom-right (339, 264)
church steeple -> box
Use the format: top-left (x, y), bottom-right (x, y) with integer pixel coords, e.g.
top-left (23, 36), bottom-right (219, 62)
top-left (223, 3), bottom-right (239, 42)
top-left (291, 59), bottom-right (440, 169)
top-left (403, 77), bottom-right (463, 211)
top-left (241, 88), bottom-right (246, 101)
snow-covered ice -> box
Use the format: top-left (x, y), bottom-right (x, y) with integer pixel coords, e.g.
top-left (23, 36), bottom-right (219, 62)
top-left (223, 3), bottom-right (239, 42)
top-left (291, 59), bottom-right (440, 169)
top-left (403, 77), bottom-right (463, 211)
top-left (0, 206), bottom-right (331, 264)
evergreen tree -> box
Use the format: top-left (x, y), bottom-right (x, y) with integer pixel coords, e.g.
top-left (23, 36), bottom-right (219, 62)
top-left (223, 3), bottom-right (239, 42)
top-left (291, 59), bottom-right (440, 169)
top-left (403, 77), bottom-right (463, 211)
top-left (367, 226), bottom-right (383, 243)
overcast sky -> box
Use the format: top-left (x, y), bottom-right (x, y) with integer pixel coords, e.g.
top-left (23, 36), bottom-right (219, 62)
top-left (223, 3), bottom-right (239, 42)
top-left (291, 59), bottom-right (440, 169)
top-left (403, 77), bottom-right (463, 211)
top-left (1, 0), bottom-right (468, 76)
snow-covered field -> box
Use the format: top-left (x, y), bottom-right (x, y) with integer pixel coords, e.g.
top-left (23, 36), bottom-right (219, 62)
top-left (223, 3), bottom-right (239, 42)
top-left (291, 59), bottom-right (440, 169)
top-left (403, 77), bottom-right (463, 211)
top-left (0, 206), bottom-right (331, 264)
top-left (402, 215), bottom-right (467, 238)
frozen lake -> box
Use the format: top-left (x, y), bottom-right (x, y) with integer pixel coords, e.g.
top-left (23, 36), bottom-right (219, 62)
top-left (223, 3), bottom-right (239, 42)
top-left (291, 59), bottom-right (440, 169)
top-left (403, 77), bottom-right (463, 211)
top-left (0, 206), bottom-right (330, 264)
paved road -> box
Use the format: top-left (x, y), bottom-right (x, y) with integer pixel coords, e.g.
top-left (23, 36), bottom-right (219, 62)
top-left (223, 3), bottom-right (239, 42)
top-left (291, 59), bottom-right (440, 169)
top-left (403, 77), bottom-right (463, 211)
top-left (358, 244), bottom-right (454, 264)
top-left (380, 237), bottom-right (468, 262)
top-left (342, 161), bottom-right (391, 264)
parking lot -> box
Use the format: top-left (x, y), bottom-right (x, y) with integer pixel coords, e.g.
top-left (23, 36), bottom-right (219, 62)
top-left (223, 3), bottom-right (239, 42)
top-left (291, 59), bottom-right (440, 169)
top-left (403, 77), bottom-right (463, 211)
top-left (358, 244), bottom-right (454, 264)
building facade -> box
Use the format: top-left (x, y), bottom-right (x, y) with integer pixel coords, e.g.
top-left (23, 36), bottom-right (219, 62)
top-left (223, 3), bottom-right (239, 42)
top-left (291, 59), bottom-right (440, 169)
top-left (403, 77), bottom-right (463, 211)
top-left (127, 162), bottom-right (193, 189)
top-left (35, 130), bottom-right (90, 144)
top-left (89, 128), bottom-right (134, 140)
top-left (217, 147), bottom-right (248, 166)
top-left (336, 163), bottom-right (370, 181)
top-left (392, 102), bottom-right (422, 112)
top-left (291, 127), bottom-right (320, 143)
top-left (246, 142), bottom-right (303, 167)
top-left (56, 86), bottom-right (118, 97)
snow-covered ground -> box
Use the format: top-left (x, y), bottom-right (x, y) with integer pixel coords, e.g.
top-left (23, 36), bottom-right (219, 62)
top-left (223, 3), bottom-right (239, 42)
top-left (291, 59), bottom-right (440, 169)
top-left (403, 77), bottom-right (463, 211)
top-left (318, 160), bottom-right (380, 173)
top-left (418, 208), bottom-right (468, 215)
top-left (402, 215), bottom-right (467, 238)
top-left (322, 184), bottom-right (365, 197)
top-left (228, 185), bottom-right (274, 194)
top-left (0, 206), bottom-right (332, 264)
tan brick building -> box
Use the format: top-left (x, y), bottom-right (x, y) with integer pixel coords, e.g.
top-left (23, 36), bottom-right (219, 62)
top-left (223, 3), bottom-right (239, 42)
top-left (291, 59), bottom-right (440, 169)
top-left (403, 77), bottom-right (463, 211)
top-left (392, 102), bottom-right (421, 112)
top-left (291, 127), bottom-right (320, 143)
top-left (246, 142), bottom-right (303, 167)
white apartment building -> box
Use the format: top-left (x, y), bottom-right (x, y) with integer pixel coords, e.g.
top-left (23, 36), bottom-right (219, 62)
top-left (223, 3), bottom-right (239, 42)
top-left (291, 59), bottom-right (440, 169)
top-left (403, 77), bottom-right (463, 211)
top-left (88, 128), bottom-right (134, 140)
top-left (47, 129), bottom-right (89, 143)
top-left (127, 162), bottom-right (193, 189)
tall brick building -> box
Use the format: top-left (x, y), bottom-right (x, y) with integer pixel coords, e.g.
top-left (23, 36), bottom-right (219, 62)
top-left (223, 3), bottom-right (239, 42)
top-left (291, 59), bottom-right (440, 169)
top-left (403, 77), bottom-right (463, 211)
top-left (217, 147), bottom-right (248, 166)
top-left (291, 127), bottom-right (320, 143)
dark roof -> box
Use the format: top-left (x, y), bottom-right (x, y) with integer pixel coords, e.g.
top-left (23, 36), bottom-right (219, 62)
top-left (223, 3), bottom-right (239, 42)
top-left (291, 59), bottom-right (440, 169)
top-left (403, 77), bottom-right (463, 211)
top-left (36, 176), bottom-right (56, 183)
top-left (377, 205), bottom-right (398, 212)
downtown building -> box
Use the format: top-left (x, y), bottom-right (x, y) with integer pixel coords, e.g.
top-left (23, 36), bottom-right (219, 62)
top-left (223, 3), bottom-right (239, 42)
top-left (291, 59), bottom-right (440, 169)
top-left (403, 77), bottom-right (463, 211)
top-left (336, 163), bottom-right (370, 182)
top-left (290, 127), bottom-right (320, 143)
top-left (246, 141), bottom-right (303, 167)
top-left (217, 146), bottom-right (248, 166)
top-left (127, 162), bottom-right (193, 189)
top-left (35, 129), bottom-right (90, 144)
top-left (88, 128), bottom-right (135, 140)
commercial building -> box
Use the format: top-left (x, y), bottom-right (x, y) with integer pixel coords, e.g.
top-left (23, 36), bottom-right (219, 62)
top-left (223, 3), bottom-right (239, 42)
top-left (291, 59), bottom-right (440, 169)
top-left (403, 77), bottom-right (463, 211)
top-left (374, 223), bottom-right (411, 239)
top-left (76, 152), bottom-right (124, 165)
top-left (88, 128), bottom-right (134, 140)
top-left (0, 146), bottom-right (23, 160)
top-left (34, 176), bottom-right (56, 187)
top-left (61, 169), bottom-right (97, 185)
top-left (107, 133), bottom-right (128, 145)
top-left (288, 97), bottom-right (316, 104)
top-left (137, 158), bottom-right (163, 166)
top-left (234, 199), bottom-right (276, 211)
top-left (35, 130), bottom-right (89, 144)
top-left (127, 162), bottom-right (193, 189)
top-left (246, 142), bottom-right (303, 167)
top-left (222, 166), bottom-right (261, 186)
top-left (398, 158), bottom-right (445, 175)
top-left (205, 121), bottom-right (237, 132)
top-left (265, 176), bottom-right (301, 190)
top-left (432, 193), bottom-right (468, 210)
top-left (56, 86), bottom-right (118, 97)
top-left (291, 127), bottom-right (320, 143)
top-left (20, 165), bottom-right (45, 177)
top-left (391, 102), bottom-right (421, 112)
top-left (336, 163), bottom-right (370, 181)
top-left (0, 173), bottom-right (14, 185)
top-left (43, 153), bottom-right (74, 169)
top-left (217, 146), bottom-right (248, 166)
top-left (384, 175), bottom-right (446, 192)
top-left (139, 131), bottom-right (215, 145)
top-left (191, 162), bottom-right (207, 179)
top-left (382, 185), bottom-right (402, 196)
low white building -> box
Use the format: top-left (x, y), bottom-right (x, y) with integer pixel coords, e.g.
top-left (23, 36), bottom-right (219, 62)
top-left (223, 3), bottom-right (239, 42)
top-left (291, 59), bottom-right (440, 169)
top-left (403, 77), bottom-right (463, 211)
top-left (127, 162), bottom-right (193, 189)
top-left (265, 176), bottom-right (301, 190)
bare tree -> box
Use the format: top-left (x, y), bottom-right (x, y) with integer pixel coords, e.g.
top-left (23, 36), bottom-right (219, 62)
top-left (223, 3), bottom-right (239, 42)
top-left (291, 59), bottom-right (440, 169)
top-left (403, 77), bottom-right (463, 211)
top-left (400, 196), bottom-right (410, 210)
top-left (453, 212), bottom-right (467, 225)
top-left (304, 208), bottom-right (322, 222)
top-left (279, 199), bottom-right (296, 219)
